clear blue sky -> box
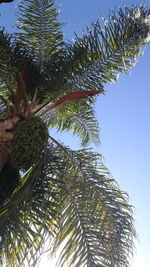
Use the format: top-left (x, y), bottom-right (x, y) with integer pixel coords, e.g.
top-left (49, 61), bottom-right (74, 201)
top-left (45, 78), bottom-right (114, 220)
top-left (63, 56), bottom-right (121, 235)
top-left (0, 1), bottom-right (150, 266)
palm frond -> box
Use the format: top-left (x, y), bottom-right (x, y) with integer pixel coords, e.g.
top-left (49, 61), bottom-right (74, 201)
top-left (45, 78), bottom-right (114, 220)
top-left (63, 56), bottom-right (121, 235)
top-left (0, 29), bottom-right (17, 101)
top-left (49, 4), bottom-right (150, 94)
top-left (0, 140), bottom-right (135, 267)
top-left (16, 0), bottom-right (64, 70)
top-left (0, 145), bottom-right (63, 266)
top-left (48, 140), bottom-right (135, 267)
top-left (3, 4), bottom-right (150, 106)
top-left (46, 100), bottom-right (100, 146)
top-left (0, 33), bottom-right (48, 105)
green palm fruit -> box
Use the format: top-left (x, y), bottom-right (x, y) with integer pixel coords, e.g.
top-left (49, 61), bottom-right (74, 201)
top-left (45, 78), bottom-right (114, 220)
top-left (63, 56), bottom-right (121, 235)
top-left (11, 116), bottom-right (48, 171)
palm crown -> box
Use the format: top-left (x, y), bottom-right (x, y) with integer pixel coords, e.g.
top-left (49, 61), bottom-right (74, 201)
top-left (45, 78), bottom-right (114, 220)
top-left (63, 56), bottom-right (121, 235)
top-left (0, 1), bottom-right (150, 266)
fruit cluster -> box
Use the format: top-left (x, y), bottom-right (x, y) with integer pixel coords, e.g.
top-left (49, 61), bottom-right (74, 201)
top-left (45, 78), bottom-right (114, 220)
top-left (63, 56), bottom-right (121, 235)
top-left (11, 116), bottom-right (48, 171)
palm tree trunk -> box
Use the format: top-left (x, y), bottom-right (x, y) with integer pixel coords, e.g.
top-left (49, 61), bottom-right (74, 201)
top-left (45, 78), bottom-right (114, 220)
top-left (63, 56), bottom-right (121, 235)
top-left (0, 120), bottom-right (14, 172)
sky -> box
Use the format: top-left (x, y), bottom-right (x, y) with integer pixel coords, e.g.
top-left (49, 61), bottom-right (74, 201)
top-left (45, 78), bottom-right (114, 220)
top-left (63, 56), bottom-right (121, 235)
top-left (0, 0), bottom-right (150, 267)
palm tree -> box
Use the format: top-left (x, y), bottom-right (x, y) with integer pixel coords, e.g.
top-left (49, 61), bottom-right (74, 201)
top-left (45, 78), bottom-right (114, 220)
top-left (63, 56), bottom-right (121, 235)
top-left (0, 1), bottom-right (149, 266)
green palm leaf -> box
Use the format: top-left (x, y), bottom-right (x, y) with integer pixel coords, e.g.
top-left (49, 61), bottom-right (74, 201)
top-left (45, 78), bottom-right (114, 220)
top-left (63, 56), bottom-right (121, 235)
top-left (50, 141), bottom-right (135, 267)
top-left (0, 29), bottom-right (17, 101)
top-left (0, 141), bottom-right (135, 266)
top-left (0, 144), bottom-right (63, 266)
top-left (46, 100), bottom-right (100, 146)
top-left (55, 5), bottom-right (150, 94)
top-left (16, 0), bottom-right (63, 68)
top-left (14, 3), bottom-right (150, 100)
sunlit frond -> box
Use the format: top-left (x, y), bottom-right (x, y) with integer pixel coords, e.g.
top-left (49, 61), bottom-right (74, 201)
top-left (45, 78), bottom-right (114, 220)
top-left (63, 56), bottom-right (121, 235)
top-left (0, 141), bottom-right (136, 266)
top-left (16, 0), bottom-right (63, 69)
top-left (48, 141), bottom-right (136, 267)
top-left (56, 4), bottom-right (150, 93)
top-left (46, 100), bottom-right (100, 146)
